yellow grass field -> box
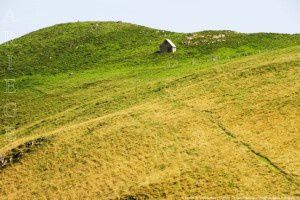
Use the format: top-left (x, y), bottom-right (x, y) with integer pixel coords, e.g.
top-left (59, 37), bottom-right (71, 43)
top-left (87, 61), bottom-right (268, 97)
top-left (0, 45), bottom-right (299, 199)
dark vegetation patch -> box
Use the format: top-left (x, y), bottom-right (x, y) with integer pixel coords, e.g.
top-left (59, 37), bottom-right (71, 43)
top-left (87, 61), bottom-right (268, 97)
top-left (121, 194), bottom-right (150, 200)
top-left (0, 137), bottom-right (50, 169)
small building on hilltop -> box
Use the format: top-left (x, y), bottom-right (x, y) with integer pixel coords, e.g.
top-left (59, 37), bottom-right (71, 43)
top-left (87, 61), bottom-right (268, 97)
top-left (159, 39), bottom-right (176, 53)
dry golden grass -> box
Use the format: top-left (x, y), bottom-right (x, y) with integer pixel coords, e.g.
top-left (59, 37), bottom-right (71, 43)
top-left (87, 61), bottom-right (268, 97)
top-left (0, 47), bottom-right (299, 199)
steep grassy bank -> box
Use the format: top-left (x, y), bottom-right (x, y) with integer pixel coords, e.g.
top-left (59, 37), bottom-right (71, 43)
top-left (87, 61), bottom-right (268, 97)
top-left (0, 22), bottom-right (299, 199)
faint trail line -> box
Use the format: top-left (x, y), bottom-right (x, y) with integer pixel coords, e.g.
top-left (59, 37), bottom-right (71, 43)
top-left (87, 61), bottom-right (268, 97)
top-left (158, 84), bottom-right (300, 186)
top-left (8, 73), bottom-right (200, 138)
top-left (203, 110), bottom-right (300, 186)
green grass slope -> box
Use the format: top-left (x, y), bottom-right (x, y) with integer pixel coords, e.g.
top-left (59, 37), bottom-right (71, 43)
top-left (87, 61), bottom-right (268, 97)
top-left (0, 22), bottom-right (299, 199)
top-left (0, 21), bottom-right (299, 77)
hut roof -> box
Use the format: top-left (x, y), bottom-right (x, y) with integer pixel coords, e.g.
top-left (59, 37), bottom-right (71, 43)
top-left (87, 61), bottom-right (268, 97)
top-left (164, 39), bottom-right (176, 48)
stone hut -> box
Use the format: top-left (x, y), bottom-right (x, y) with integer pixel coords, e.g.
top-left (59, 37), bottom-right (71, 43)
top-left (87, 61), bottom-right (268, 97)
top-left (159, 39), bottom-right (176, 53)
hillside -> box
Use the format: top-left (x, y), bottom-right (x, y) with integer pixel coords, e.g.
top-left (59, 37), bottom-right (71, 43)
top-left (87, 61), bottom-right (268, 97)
top-left (0, 21), bottom-right (299, 199)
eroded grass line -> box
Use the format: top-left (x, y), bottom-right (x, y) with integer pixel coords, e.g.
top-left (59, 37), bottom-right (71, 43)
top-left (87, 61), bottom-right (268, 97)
top-left (0, 136), bottom-right (51, 170)
top-left (203, 110), bottom-right (300, 186)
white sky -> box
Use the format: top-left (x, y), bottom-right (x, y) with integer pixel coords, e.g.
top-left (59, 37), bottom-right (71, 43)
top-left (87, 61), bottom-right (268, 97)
top-left (0, 0), bottom-right (299, 44)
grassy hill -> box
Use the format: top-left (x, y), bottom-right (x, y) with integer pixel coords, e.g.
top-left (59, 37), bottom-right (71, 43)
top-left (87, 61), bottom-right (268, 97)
top-left (0, 21), bottom-right (299, 199)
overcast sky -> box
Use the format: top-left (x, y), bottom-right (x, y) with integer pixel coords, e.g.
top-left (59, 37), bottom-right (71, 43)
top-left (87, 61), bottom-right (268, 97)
top-left (0, 0), bottom-right (299, 44)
